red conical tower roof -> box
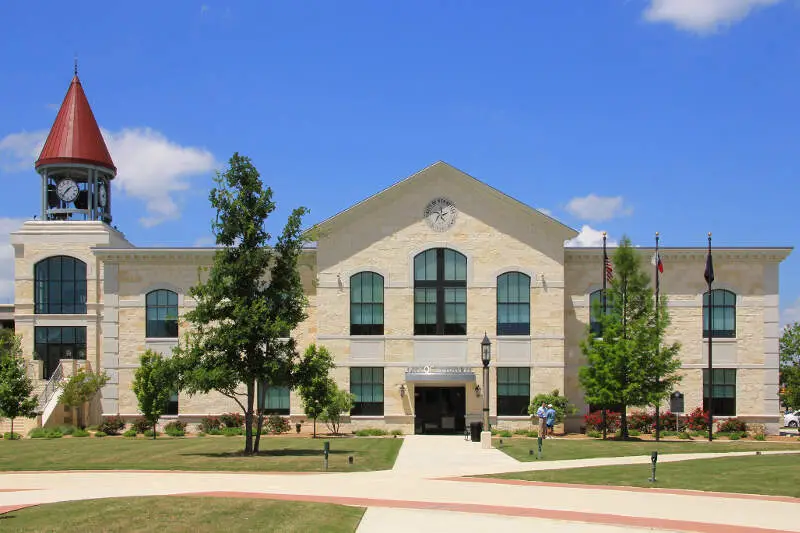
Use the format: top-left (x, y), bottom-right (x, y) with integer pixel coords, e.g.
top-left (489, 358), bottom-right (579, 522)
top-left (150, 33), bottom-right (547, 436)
top-left (35, 74), bottom-right (116, 173)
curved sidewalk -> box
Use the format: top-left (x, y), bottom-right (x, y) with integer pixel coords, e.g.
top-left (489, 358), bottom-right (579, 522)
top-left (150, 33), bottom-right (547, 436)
top-left (0, 436), bottom-right (797, 532)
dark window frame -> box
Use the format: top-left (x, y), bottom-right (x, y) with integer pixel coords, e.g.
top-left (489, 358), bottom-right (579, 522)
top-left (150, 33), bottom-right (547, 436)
top-left (34, 256), bottom-right (87, 314)
top-left (165, 391), bottom-right (179, 416)
top-left (497, 367), bottom-right (531, 416)
top-left (263, 385), bottom-right (290, 415)
top-left (146, 289), bottom-right (179, 338)
top-left (703, 368), bottom-right (736, 416)
top-left (589, 289), bottom-right (613, 337)
top-left (34, 326), bottom-right (87, 379)
top-left (703, 289), bottom-right (736, 338)
top-left (350, 367), bottom-right (384, 416)
top-left (350, 272), bottom-right (385, 335)
top-left (497, 272), bottom-right (531, 336)
top-left (413, 249), bottom-right (467, 336)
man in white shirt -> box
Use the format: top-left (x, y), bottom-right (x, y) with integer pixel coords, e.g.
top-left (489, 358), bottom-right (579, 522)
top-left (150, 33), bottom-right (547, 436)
top-left (535, 402), bottom-right (547, 438)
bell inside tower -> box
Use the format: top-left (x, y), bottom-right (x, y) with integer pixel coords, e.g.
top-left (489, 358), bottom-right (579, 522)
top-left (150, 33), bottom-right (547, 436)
top-left (43, 167), bottom-right (112, 222)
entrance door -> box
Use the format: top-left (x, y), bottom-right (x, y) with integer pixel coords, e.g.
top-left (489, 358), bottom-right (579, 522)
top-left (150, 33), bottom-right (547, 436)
top-left (413, 386), bottom-right (466, 434)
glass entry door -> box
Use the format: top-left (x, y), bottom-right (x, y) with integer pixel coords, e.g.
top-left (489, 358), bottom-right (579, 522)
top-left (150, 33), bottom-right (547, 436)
top-left (413, 386), bottom-right (466, 434)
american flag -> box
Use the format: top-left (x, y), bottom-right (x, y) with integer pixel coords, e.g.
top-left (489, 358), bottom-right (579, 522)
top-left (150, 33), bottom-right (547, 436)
top-left (604, 255), bottom-right (614, 282)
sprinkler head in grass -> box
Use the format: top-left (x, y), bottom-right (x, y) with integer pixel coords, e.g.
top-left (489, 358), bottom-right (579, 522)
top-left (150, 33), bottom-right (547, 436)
top-left (348, 455), bottom-right (354, 464)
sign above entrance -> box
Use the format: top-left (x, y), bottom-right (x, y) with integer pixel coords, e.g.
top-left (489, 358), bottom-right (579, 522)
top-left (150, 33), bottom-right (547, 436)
top-left (405, 365), bottom-right (475, 383)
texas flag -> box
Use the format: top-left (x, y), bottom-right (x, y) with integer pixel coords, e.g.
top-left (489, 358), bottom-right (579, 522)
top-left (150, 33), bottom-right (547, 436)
top-left (651, 251), bottom-right (664, 274)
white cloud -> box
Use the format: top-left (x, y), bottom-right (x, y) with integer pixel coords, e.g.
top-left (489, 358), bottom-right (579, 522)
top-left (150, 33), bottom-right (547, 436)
top-left (643, 0), bottom-right (783, 33)
top-left (0, 131), bottom-right (45, 172)
top-left (0, 218), bottom-right (27, 303)
top-left (565, 194), bottom-right (632, 222)
top-left (782, 298), bottom-right (800, 328)
top-left (193, 236), bottom-right (217, 247)
top-left (565, 225), bottom-right (617, 248)
top-left (0, 128), bottom-right (216, 228)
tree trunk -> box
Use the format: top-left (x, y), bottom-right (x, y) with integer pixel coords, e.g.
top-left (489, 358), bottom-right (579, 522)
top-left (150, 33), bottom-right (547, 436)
top-left (253, 409), bottom-right (264, 454)
top-left (153, 420), bottom-right (157, 440)
top-left (313, 417), bottom-right (317, 438)
top-left (620, 406), bottom-right (628, 439)
top-left (602, 409), bottom-right (607, 440)
top-left (244, 380), bottom-right (255, 455)
top-left (10, 418), bottom-right (13, 439)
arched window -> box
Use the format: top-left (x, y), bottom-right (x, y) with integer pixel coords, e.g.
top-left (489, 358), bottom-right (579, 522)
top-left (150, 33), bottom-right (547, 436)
top-left (350, 272), bottom-right (384, 335)
top-left (146, 289), bottom-right (179, 338)
top-left (34, 256), bottom-right (87, 314)
top-left (497, 272), bottom-right (530, 335)
top-left (414, 248), bottom-right (467, 335)
top-left (589, 289), bottom-right (611, 337)
top-left (703, 289), bottom-right (736, 338)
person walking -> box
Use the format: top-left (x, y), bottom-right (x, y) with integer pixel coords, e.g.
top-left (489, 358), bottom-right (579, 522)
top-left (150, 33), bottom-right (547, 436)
top-left (536, 402), bottom-right (547, 438)
top-left (545, 404), bottom-right (557, 438)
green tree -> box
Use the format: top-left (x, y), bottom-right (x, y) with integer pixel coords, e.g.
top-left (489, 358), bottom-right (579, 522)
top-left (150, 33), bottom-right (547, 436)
top-left (173, 153), bottom-right (309, 455)
top-left (579, 236), bottom-right (682, 439)
top-left (780, 322), bottom-right (800, 410)
top-left (297, 344), bottom-right (336, 438)
top-left (132, 350), bottom-right (176, 439)
top-left (60, 369), bottom-right (110, 429)
top-left (322, 385), bottom-right (355, 435)
top-left (0, 332), bottom-right (38, 438)
top-left (528, 389), bottom-right (576, 424)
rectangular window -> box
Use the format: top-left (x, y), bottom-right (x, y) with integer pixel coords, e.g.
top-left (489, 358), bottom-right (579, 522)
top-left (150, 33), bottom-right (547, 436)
top-left (703, 368), bottom-right (736, 416)
top-left (350, 367), bottom-right (384, 416)
top-left (34, 326), bottom-right (87, 379)
top-left (165, 391), bottom-right (179, 416)
top-left (443, 287), bottom-right (467, 335)
top-left (264, 386), bottom-right (290, 415)
top-left (497, 367), bottom-right (530, 416)
top-left (414, 288), bottom-right (438, 335)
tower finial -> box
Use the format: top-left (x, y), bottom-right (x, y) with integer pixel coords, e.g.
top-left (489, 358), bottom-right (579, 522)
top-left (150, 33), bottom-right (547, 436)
top-left (74, 54), bottom-right (78, 76)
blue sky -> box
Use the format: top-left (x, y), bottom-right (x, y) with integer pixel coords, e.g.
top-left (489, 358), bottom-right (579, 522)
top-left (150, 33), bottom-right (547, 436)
top-left (0, 1), bottom-right (798, 323)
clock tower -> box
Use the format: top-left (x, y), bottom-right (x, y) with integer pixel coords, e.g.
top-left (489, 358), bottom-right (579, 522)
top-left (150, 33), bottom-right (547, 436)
top-left (35, 66), bottom-right (115, 223)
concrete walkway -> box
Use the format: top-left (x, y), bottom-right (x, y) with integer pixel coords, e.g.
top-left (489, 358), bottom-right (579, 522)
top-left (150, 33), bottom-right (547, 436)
top-left (0, 436), bottom-right (798, 532)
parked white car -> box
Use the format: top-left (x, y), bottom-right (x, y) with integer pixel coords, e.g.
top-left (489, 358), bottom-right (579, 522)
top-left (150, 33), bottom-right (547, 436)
top-left (784, 411), bottom-right (800, 428)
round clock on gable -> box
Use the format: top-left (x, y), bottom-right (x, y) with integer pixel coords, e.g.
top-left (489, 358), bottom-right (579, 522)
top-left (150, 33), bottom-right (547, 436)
top-left (424, 197), bottom-right (458, 232)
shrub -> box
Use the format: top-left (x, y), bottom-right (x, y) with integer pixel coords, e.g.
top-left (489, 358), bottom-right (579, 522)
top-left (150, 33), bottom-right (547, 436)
top-left (3, 432), bottom-right (21, 440)
top-left (717, 417), bottom-right (748, 434)
top-left (678, 431), bottom-right (692, 439)
top-left (754, 434), bottom-right (766, 441)
top-left (200, 416), bottom-right (222, 433)
top-left (143, 429), bottom-right (160, 438)
top-left (355, 428), bottom-right (387, 436)
top-left (660, 430), bottom-right (678, 437)
top-left (390, 429), bottom-right (403, 436)
top-left (29, 428), bottom-right (48, 439)
top-left (94, 431), bottom-right (107, 438)
top-left (123, 429), bottom-right (137, 438)
top-left (628, 411), bottom-right (654, 433)
top-left (686, 407), bottom-right (710, 431)
top-left (265, 414), bottom-right (291, 435)
top-left (498, 430), bottom-right (513, 438)
top-left (132, 418), bottom-right (152, 434)
top-left (164, 420), bottom-right (188, 432)
top-left (165, 427), bottom-right (185, 437)
top-left (529, 389), bottom-right (577, 424)
top-left (98, 416), bottom-right (126, 436)
top-left (208, 428), bottom-right (223, 436)
top-left (222, 427), bottom-right (242, 437)
top-left (587, 430), bottom-right (602, 438)
top-left (584, 410), bottom-right (621, 433)
top-left (72, 429), bottom-right (89, 437)
top-left (87, 425), bottom-right (99, 431)
top-left (628, 429), bottom-right (641, 437)
top-left (219, 412), bottom-right (244, 428)
top-left (658, 411), bottom-right (677, 431)
top-left (56, 425), bottom-right (76, 436)
top-left (196, 432), bottom-right (207, 437)
top-left (728, 433), bottom-right (741, 440)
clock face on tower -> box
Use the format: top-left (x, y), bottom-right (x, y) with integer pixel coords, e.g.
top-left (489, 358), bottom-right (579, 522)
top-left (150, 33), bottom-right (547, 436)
top-left (424, 197), bottom-right (457, 232)
top-left (56, 179), bottom-right (79, 203)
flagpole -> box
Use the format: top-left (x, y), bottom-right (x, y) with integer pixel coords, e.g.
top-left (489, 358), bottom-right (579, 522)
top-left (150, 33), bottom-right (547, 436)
top-left (654, 232), bottom-right (661, 442)
top-left (601, 231), bottom-right (608, 440)
top-left (706, 232), bottom-right (714, 442)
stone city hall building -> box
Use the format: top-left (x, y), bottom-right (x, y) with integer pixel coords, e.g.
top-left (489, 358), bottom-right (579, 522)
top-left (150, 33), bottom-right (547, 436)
top-left (1, 73), bottom-right (792, 436)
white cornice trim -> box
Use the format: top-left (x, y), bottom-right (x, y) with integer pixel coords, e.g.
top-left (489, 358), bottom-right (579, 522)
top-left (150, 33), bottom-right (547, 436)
top-left (565, 247), bottom-right (792, 263)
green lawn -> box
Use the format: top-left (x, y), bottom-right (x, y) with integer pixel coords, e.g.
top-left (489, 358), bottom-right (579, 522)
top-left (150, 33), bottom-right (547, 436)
top-left (485, 454), bottom-right (800, 498)
top-left (0, 496), bottom-right (365, 532)
top-left (495, 437), bottom-right (800, 462)
top-left (0, 436), bottom-right (402, 472)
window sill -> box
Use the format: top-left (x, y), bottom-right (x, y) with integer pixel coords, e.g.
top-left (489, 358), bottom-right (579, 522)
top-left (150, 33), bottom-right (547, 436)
top-left (703, 337), bottom-right (737, 343)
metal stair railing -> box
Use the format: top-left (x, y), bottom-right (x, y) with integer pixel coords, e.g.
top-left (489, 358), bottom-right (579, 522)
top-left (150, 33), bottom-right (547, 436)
top-left (37, 363), bottom-right (64, 412)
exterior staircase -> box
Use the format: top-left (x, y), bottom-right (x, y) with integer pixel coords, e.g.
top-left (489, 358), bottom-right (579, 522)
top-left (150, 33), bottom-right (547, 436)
top-left (0, 363), bottom-right (65, 437)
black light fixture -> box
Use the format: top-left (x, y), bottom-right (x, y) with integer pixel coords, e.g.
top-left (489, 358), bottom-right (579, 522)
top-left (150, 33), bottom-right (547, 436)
top-left (481, 333), bottom-right (492, 367)
top-left (399, 384), bottom-right (406, 397)
top-left (474, 384), bottom-right (481, 397)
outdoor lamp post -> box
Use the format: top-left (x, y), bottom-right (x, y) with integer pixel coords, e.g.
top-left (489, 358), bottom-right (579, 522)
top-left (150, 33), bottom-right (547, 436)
top-left (480, 333), bottom-right (492, 449)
